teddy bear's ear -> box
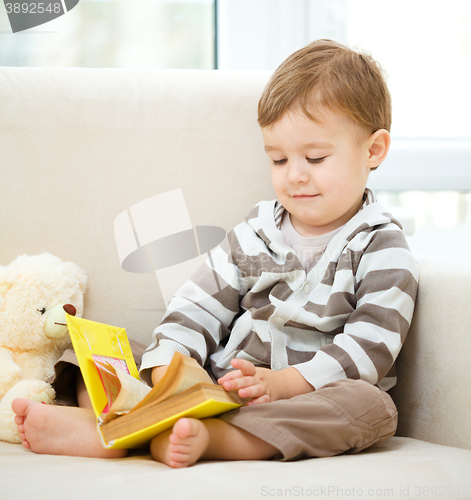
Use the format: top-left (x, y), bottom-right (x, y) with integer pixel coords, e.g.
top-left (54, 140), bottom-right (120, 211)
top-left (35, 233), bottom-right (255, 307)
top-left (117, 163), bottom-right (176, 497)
top-left (68, 263), bottom-right (87, 295)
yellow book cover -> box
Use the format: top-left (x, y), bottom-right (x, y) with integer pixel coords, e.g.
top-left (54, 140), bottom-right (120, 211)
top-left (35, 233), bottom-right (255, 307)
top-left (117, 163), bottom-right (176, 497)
top-left (66, 315), bottom-right (140, 419)
top-left (66, 316), bottom-right (246, 450)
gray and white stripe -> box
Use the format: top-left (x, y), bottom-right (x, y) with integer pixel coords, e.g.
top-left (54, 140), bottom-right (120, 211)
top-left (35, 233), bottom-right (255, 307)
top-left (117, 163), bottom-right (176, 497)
top-left (140, 188), bottom-right (419, 392)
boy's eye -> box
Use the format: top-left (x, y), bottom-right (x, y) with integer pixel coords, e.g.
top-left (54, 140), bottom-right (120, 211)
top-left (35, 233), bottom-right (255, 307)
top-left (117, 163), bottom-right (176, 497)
top-left (271, 157), bottom-right (326, 166)
top-left (306, 156), bottom-right (326, 164)
top-left (271, 159), bottom-right (287, 166)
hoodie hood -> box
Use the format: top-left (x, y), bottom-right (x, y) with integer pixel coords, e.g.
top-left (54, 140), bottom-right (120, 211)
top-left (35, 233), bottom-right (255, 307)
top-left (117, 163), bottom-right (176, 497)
top-left (245, 188), bottom-right (403, 259)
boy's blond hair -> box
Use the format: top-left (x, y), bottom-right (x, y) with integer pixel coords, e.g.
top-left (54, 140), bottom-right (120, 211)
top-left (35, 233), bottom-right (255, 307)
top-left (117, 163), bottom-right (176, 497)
top-left (258, 39), bottom-right (391, 136)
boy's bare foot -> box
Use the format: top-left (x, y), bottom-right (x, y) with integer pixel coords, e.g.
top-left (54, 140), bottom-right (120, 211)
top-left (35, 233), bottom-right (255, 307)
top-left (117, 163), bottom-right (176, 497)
top-left (150, 416), bottom-right (279, 468)
top-left (11, 398), bottom-right (127, 459)
top-left (150, 418), bottom-right (210, 468)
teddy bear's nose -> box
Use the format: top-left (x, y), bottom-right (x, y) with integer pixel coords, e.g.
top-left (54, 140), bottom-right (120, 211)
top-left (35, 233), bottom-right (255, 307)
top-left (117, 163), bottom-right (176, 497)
top-left (63, 304), bottom-right (76, 316)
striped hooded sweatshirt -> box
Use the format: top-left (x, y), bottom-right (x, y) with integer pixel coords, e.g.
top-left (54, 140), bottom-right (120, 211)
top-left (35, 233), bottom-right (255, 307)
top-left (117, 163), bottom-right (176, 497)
top-left (140, 189), bottom-right (419, 392)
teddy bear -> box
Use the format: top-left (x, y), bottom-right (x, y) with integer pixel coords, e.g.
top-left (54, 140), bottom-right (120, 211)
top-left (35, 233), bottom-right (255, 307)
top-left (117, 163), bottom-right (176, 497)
top-left (0, 253), bottom-right (87, 443)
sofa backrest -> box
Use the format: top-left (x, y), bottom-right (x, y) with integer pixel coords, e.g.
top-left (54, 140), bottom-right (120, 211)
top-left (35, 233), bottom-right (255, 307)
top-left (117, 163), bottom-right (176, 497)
top-left (0, 68), bottom-right (272, 344)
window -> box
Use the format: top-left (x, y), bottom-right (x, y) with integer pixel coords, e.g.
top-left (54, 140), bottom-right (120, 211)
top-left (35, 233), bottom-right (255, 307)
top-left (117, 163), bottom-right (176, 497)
top-left (0, 0), bottom-right (215, 69)
top-left (216, 0), bottom-right (471, 258)
top-left (217, 0), bottom-right (471, 139)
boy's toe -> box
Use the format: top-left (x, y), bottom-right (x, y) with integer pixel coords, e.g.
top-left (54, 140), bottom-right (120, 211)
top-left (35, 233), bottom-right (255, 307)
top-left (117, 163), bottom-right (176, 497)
top-left (11, 398), bottom-right (30, 417)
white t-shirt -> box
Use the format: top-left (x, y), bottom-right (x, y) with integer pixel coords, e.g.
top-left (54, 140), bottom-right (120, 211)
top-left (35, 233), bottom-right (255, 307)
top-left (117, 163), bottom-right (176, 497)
top-left (280, 211), bottom-right (344, 273)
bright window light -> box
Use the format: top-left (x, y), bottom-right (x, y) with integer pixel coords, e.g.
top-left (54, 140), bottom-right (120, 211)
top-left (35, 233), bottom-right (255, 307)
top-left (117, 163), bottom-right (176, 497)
top-left (0, 0), bottom-right (216, 69)
top-left (345, 0), bottom-right (471, 139)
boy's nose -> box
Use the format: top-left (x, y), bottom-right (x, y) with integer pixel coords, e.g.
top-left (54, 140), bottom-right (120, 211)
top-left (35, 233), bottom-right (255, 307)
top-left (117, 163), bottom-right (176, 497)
top-left (288, 161), bottom-right (310, 183)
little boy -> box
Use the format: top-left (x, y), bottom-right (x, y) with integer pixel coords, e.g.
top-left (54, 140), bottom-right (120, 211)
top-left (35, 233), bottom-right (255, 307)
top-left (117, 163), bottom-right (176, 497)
top-left (13, 39), bottom-right (418, 468)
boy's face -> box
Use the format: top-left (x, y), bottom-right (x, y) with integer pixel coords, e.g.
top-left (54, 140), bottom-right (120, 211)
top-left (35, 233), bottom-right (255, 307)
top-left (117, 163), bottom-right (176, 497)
top-left (262, 107), bottom-right (375, 237)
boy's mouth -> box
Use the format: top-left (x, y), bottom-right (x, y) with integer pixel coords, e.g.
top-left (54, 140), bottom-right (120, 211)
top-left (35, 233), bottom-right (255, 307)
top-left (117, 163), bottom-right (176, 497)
top-left (292, 194), bottom-right (318, 199)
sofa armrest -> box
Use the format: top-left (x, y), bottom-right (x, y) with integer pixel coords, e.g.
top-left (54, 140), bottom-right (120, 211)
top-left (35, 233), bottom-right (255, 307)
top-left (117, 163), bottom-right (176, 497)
top-left (390, 256), bottom-right (471, 450)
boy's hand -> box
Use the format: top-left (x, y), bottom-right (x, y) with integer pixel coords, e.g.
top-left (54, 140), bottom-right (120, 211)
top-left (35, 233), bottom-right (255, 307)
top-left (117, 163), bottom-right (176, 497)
top-left (217, 359), bottom-right (314, 405)
top-left (151, 365), bottom-right (169, 387)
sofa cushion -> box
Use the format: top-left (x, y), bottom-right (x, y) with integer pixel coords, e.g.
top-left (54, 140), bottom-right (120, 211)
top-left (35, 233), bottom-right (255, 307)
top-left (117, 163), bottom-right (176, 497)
top-left (390, 257), bottom-right (471, 450)
top-left (1, 437), bottom-right (470, 500)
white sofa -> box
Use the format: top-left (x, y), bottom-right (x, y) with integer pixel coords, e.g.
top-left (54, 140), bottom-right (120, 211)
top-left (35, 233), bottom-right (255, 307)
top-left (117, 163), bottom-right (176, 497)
top-left (0, 67), bottom-right (470, 500)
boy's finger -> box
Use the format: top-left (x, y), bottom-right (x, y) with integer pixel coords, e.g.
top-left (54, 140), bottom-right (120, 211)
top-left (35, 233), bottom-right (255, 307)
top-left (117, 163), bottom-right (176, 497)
top-left (239, 384), bottom-right (266, 399)
top-left (231, 358), bottom-right (256, 376)
top-left (247, 394), bottom-right (271, 406)
top-left (219, 374), bottom-right (249, 391)
top-left (221, 375), bottom-right (255, 392)
top-left (217, 370), bottom-right (242, 384)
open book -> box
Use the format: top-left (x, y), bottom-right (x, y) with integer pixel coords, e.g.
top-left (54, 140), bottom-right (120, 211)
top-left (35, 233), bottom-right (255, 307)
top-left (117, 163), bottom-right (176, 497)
top-left (66, 315), bottom-right (246, 449)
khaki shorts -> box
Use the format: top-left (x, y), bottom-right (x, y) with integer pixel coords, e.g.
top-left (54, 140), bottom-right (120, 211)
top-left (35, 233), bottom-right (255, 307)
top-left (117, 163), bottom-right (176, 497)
top-left (50, 342), bottom-right (397, 461)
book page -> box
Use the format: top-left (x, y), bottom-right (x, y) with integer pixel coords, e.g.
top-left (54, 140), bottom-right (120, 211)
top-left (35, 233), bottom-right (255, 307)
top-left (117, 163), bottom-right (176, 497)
top-left (98, 362), bottom-right (152, 423)
top-left (128, 352), bottom-right (213, 414)
top-left (66, 315), bottom-right (139, 419)
top-left (93, 360), bottom-right (123, 415)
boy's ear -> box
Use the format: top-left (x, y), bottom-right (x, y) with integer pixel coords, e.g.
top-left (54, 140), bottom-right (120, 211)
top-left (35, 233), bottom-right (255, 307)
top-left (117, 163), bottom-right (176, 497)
top-left (367, 129), bottom-right (391, 169)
